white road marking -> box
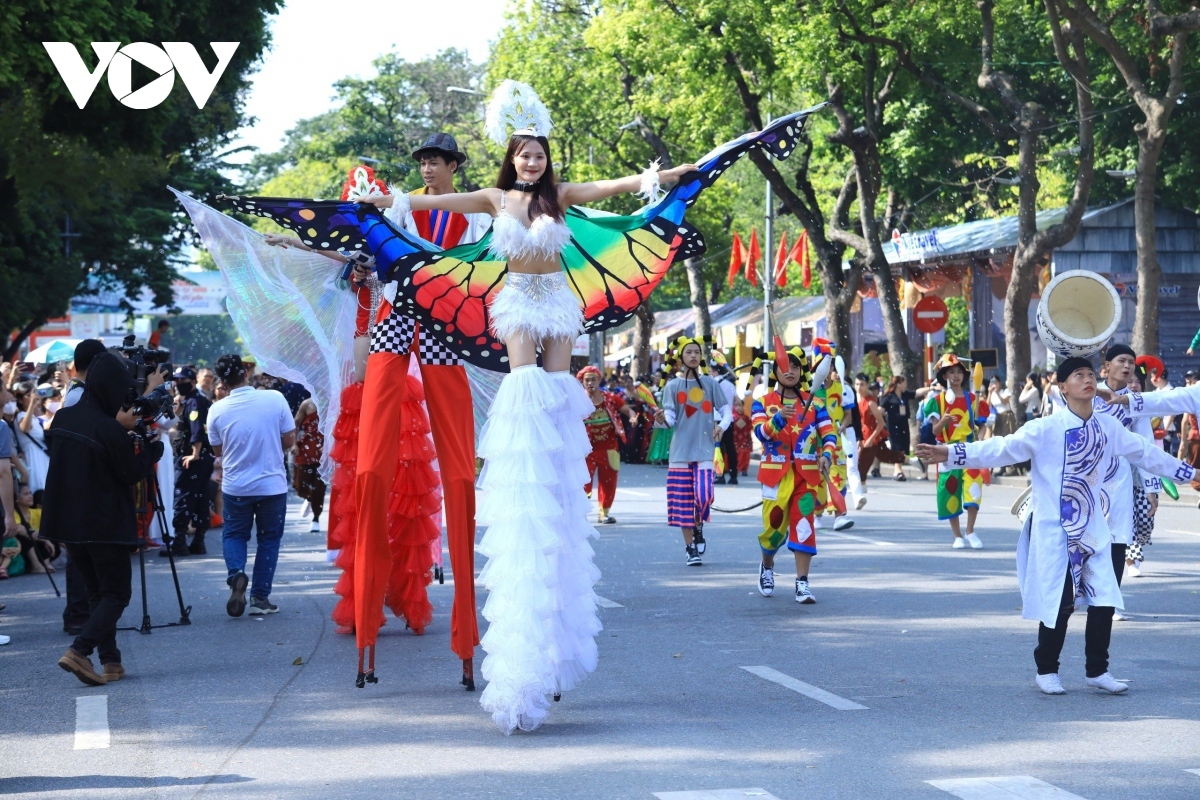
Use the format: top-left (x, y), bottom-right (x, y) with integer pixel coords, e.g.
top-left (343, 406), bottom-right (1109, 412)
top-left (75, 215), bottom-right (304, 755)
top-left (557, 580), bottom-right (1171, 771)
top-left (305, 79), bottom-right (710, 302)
top-left (1167, 529), bottom-right (1200, 538)
top-left (1185, 768), bottom-right (1200, 777)
top-left (822, 530), bottom-right (896, 546)
top-left (927, 776), bottom-right (1088, 799)
top-left (596, 595), bottom-right (624, 608)
top-left (654, 790), bottom-right (781, 800)
top-left (74, 695), bottom-right (110, 750)
top-left (740, 666), bottom-right (868, 710)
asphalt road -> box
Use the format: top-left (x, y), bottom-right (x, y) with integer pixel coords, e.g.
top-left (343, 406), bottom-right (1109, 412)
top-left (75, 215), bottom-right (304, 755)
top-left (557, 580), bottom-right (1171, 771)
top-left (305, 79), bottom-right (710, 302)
top-left (3, 464), bottom-right (1200, 799)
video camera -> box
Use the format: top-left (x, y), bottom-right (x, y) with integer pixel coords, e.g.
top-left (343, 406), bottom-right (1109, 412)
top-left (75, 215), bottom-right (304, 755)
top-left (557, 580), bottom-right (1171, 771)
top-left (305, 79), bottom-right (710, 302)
top-left (115, 334), bottom-right (174, 423)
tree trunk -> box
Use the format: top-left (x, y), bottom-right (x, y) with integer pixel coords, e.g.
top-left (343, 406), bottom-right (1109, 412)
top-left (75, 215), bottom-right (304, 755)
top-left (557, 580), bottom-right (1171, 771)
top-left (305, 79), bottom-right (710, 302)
top-left (685, 257), bottom-right (712, 340)
top-left (1132, 119), bottom-right (1167, 355)
top-left (1003, 254), bottom-right (1038, 423)
top-left (632, 303), bottom-right (655, 378)
top-left (825, 290), bottom-right (854, 374)
top-left (2, 313), bottom-right (48, 361)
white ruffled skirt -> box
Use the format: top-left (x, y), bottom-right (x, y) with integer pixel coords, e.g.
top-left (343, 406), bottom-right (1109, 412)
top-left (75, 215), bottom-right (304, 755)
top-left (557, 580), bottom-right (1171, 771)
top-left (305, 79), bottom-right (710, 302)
top-left (476, 365), bottom-right (601, 734)
top-left (489, 272), bottom-right (584, 344)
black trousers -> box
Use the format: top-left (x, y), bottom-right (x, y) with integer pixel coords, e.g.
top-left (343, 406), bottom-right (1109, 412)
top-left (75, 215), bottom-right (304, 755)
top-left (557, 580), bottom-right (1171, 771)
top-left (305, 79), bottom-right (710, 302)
top-left (63, 553), bottom-right (90, 628)
top-left (66, 543), bottom-right (133, 665)
top-left (1033, 544), bottom-right (1126, 678)
top-left (173, 458), bottom-right (214, 537)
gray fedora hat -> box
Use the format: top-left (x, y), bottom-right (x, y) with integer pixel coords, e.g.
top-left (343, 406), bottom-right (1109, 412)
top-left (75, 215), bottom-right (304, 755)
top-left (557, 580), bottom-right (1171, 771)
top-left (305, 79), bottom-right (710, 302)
top-left (411, 132), bottom-right (468, 165)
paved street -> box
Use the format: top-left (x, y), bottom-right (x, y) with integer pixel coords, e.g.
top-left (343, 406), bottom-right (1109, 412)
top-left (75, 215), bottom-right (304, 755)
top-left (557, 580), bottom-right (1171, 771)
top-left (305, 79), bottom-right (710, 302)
top-left (3, 464), bottom-right (1200, 799)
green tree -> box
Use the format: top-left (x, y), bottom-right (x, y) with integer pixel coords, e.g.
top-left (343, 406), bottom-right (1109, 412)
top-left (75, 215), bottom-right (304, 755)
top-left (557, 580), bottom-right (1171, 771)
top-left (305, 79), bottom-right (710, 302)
top-left (0, 0), bottom-right (281, 358)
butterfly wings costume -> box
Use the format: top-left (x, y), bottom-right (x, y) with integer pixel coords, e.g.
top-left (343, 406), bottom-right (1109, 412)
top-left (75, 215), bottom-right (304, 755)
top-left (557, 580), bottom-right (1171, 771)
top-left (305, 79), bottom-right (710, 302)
top-left (199, 104), bottom-right (819, 733)
top-left (221, 107), bottom-right (821, 369)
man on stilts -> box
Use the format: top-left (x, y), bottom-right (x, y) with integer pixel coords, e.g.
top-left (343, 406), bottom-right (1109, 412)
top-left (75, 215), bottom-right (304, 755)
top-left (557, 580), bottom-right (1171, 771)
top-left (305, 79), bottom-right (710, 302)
top-left (355, 134), bottom-right (491, 689)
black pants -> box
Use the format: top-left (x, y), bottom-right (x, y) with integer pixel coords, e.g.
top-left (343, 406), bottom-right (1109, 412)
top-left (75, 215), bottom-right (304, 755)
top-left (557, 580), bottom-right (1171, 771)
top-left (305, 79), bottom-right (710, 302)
top-left (174, 458), bottom-right (214, 537)
top-left (1033, 545), bottom-right (1126, 678)
top-left (66, 543), bottom-right (132, 665)
top-left (63, 553), bottom-right (90, 628)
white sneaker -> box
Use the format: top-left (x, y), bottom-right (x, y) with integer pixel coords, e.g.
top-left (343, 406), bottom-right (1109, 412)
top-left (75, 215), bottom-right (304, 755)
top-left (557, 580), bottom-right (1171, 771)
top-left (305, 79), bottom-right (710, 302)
top-left (758, 563), bottom-right (775, 597)
top-left (1113, 610), bottom-right (1128, 621)
top-left (1035, 673), bottom-right (1066, 695)
top-left (1085, 672), bottom-right (1128, 694)
top-left (0, 634), bottom-right (10, 645)
top-left (1126, 562), bottom-right (1142, 578)
top-left (855, 495), bottom-right (867, 510)
top-left (299, 500), bottom-right (311, 518)
top-left (964, 532), bottom-right (983, 549)
top-left (795, 579), bottom-right (816, 604)
top-left (833, 516), bottom-right (854, 531)
top-left (952, 537), bottom-right (966, 549)
top-left (310, 520), bottom-right (321, 532)
top-left (814, 515), bottom-right (830, 530)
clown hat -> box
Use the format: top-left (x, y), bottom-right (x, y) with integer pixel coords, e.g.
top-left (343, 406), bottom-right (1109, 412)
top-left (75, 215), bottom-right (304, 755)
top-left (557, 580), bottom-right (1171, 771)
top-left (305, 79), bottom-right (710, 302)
top-left (933, 353), bottom-right (970, 385)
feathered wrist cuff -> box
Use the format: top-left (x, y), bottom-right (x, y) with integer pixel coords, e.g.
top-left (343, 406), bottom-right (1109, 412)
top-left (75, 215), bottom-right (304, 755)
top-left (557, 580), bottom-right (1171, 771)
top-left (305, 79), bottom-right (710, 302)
top-left (636, 159), bottom-right (663, 204)
top-left (383, 186), bottom-right (411, 226)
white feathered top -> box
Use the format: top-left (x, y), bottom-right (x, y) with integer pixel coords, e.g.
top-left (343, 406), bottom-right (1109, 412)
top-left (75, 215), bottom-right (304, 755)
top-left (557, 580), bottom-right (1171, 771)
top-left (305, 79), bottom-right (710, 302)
top-left (489, 192), bottom-right (571, 260)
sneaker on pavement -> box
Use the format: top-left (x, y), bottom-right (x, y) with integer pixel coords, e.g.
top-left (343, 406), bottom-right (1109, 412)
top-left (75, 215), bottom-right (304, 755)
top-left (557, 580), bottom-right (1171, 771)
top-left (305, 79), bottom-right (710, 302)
top-left (309, 520), bottom-right (321, 532)
top-left (685, 545), bottom-right (702, 566)
top-left (855, 495), bottom-right (867, 510)
top-left (758, 563), bottom-right (775, 597)
top-left (1113, 610), bottom-right (1128, 621)
top-left (299, 500), bottom-right (311, 518)
top-left (248, 597), bottom-right (279, 615)
top-left (1085, 672), bottom-right (1128, 694)
top-left (795, 579), bottom-right (816, 604)
top-left (952, 537), bottom-right (966, 549)
top-left (814, 515), bottom-right (830, 530)
top-left (692, 526), bottom-right (706, 555)
top-left (58, 648), bottom-right (105, 686)
top-left (226, 571), bottom-right (249, 617)
top-left (833, 516), bottom-right (854, 531)
top-left (0, 634), bottom-right (9, 646)
top-left (1035, 672), bottom-right (1066, 695)
top-left (1126, 562), bottom-right (1142, 578)
top-left (964, 532), bottom-right (983, 549)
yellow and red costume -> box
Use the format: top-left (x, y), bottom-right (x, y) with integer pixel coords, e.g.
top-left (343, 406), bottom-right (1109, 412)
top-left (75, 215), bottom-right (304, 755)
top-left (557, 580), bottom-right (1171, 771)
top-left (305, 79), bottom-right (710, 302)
top-left (578, 367), bottom-right (626, 514)
top-left (752, 388), bottom-right (839, 556)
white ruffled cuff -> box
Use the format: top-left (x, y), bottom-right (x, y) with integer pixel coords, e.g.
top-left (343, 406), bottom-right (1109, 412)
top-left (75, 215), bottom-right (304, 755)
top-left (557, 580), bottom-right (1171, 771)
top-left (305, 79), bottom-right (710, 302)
top-left (636, 159), bottom-right (663, 204)
top-left (383, 185), bottom-right (411, 227)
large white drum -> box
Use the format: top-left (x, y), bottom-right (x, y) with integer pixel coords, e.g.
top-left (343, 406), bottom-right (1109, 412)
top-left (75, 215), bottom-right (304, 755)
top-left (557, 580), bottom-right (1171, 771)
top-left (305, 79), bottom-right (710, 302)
top-left (1035, 271), bottom-right (1122, 359)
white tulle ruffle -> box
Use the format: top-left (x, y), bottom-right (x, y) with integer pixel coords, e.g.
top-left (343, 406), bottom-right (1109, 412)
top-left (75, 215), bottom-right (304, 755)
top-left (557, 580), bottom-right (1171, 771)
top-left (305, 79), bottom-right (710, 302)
top-left (477, 365), bottom-right (601, 734)
top-left (489, 271), bottom-right (584, 344)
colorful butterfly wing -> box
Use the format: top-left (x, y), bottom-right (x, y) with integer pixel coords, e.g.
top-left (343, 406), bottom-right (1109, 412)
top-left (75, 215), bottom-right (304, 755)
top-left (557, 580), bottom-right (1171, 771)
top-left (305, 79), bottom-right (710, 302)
top-left (561, 104), bottom-right (823, 332)
top-left (220, 195), bottom-right (370, 254)
top-left (370, 223), bottom-right (511, 368)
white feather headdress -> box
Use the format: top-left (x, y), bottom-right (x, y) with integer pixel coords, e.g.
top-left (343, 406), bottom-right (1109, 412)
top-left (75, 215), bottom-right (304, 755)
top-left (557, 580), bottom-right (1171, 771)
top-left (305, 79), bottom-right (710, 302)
top-left (485, 80), bottom-right (554, 145)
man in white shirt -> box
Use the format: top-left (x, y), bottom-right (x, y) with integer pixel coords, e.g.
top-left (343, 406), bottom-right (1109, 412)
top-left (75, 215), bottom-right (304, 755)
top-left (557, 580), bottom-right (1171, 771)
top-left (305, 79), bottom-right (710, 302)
top-left (206, 355), bottom-right (296, 617)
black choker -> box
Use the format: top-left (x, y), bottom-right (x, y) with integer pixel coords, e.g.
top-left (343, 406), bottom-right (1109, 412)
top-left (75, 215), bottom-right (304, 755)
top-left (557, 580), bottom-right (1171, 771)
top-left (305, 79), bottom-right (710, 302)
top-left (513, 180), bottom-right (540, 192)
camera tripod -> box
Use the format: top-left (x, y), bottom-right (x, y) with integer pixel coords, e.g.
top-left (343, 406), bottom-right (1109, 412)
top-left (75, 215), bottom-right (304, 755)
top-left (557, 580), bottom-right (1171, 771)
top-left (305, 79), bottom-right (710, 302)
top-left (119, 468), bottom-right (192, 634)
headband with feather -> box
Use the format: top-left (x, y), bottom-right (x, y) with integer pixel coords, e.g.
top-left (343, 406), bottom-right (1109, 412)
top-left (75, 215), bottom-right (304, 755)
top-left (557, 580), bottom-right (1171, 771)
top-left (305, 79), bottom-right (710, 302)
top-left (485, 80), bottom-right (554, 145)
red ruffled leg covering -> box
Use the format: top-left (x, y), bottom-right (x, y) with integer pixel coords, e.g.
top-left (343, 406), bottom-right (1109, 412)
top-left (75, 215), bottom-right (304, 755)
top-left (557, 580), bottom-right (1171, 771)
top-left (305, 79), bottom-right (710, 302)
top-left (329, 381), bottom-right (363, 634)
top-left (383, 373), bottom-right (442, 633)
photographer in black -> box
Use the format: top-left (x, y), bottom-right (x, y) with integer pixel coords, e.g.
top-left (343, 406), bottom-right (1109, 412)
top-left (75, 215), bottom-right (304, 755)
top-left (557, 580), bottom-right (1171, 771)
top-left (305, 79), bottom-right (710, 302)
top-left (42, 352), bottom-right (164, 686)
top-left (166, 366), bottom-right (214, 558)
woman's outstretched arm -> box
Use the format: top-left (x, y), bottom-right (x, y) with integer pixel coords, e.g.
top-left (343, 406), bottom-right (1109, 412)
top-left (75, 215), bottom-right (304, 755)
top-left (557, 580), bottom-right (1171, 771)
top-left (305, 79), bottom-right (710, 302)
top-left (356, 188), bottom-right (499, 216)
top-left (559, 163), bottom-right (698, 207)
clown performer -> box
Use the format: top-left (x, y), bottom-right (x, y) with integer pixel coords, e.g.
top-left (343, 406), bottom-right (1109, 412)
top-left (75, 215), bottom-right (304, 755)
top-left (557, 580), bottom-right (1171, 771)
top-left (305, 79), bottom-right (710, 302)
top-left (917, 357), bottom-right (1197, 695)
top-left (921, 354), bottom-right (991, 549)
top-left (655, 337), bottom-right (731, 566)
top-left (577, 366), bottom-right (637, 524)
top-left (751, 346), bottom-right (839, 603)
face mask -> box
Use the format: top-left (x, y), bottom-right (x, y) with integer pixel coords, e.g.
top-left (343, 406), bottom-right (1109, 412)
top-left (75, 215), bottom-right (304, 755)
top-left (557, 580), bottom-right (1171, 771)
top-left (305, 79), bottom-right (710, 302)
top-left (2, 401), bottom-right (15, 415)
top-left (46, 401), bottom-right (62, 413)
